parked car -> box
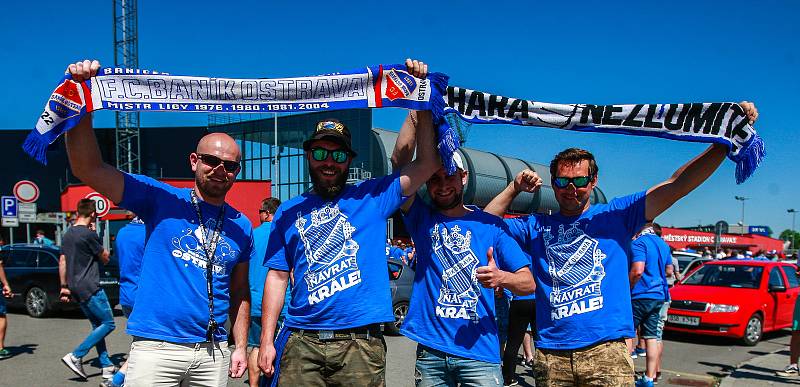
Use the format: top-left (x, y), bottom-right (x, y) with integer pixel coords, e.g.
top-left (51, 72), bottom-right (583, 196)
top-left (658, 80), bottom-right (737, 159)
top-left (0, 244), bottom-right (120, 318)
top-left (666, 260), bottom-right (800, 346)
top-left (385, 258), bottom-right (414, 335)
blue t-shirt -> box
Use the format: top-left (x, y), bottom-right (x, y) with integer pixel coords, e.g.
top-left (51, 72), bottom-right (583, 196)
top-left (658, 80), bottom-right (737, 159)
top-left (249, 221), bottom-right (292, 317)
top-left (630, 232), bottom-right (672, 301)
top-left (505, 191), bottom-right (647, 350)
top-left (401, 198), bottom-right (530, 363)
top-left (264, 173), bottom-right (406, 329)
top-left (116, 219), bottom-right (146, 308)
top-left (119, 173), bottom-right (253, 343)
top-left (389, 246), bottom-right (405, 261)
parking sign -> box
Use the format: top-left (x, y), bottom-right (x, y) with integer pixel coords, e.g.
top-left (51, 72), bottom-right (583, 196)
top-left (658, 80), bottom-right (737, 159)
top-left (2, 196), bottom-right (17, 217)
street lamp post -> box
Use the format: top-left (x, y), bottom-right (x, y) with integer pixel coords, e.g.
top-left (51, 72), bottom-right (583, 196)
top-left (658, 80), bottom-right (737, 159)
top-left (735, 196), bottom-right (749, 235)
top-left (789, 209), bottom-right (797, 250)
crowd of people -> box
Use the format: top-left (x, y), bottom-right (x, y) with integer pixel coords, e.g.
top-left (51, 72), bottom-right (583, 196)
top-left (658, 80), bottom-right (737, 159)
top-left (0, 58), bottom-right (760, 387)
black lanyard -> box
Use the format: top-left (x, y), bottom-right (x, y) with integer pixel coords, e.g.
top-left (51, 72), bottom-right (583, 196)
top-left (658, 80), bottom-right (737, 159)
top-left (190, 190), bottom-right (226, 342)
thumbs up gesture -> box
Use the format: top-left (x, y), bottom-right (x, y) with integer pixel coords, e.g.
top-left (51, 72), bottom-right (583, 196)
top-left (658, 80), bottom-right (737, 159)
top-left (476, 247), bottom-right (507, 289)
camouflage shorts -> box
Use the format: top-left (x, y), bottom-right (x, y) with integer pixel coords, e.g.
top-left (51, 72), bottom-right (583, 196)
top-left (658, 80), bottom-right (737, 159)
top-left (533, 339), bottom-right (634, 386)
top-left (278, 330), bottom-right (387, 387)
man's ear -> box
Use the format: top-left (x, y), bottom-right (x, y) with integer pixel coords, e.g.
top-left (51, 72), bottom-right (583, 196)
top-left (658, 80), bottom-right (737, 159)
top-left (190, 153), bottom-right (200, 172)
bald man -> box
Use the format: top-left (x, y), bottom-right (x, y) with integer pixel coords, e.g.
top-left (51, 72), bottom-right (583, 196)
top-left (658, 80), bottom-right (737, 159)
top-left (64, 60), bottom-right (252, 387)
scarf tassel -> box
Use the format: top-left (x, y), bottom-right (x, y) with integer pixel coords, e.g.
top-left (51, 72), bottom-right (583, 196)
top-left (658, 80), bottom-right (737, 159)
top-left (22, 131), bottom-right (51, 165)
top-left (427, 72), bottom-right (460, 174)
top-left (733, 133), bottom-right (765, 184)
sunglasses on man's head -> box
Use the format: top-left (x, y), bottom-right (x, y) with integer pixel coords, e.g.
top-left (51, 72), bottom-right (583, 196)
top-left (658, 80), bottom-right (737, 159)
top-left (553, 175), bottom-right (593, 189)
top-left (197, 153), bottom-right (240, 172)
top-left (310, 148), bottom-right (349, 163)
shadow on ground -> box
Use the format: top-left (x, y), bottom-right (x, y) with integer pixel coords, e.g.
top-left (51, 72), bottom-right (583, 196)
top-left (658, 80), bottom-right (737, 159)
top-left (1, 343), bottom-right (38, 359)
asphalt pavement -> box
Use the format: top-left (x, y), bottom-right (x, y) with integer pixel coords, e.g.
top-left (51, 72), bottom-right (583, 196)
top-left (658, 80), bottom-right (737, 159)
top-left (0, 307), bottom-right (796, 387)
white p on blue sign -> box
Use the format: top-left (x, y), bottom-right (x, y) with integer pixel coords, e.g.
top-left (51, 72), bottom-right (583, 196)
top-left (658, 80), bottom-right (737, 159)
top-left (2, 196), bottom-right (17, 217)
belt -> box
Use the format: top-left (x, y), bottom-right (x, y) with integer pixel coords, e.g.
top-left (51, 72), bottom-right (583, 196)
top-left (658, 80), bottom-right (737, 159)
top-left (290, 324), bottom-right (383, 341)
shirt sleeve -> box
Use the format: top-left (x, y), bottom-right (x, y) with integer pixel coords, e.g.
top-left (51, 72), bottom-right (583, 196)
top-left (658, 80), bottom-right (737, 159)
top-left (401, 194), bottom-right (428, 232)
top-left (503, 216), bottom-right (531, 246)
top-left (630, 238), bottom-right (647, 263)
top-left (88, 231), bottom-right (104, 259)
top-left (264, 209), bottom-right (289, 271)
top-left (119, 173), bottom-right (173, 222)
top-left (608, 191), bottom-right (647, 238)
top-left (494, 221), bottom-right (532, 273)
top-left (240, 230), bottom-right (254, 264)
top-left (353, 172), bottom-right (409, 219)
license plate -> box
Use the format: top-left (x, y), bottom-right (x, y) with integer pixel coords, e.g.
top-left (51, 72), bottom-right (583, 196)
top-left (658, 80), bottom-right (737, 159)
top-left (668, 314), bottom-right (700, 326)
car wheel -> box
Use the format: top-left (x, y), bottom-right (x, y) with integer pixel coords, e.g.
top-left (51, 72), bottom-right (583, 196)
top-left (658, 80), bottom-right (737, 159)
top-left (25, 286), bottom-right (51, 318)
top-left (385, 301), bottom-right (409, 335)
top-left (741, 314), bottom-right (762, 346)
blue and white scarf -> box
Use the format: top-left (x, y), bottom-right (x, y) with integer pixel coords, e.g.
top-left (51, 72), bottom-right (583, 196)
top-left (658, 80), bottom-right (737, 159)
top-left (23, 64), bottom-right (453, 168)
top-left (444, 86), bottom-right (764, 183)
top-left (25, 66), bottom-right (764, 183)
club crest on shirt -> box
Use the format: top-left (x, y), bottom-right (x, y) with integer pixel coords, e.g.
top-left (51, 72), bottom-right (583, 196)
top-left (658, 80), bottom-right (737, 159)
top-left (170, 218), bottom-right (235, 275)
top-left (296, 203), bottom-right (361, 305)
top-left (543, 221), bottom-right (606, 321)
top-left (432, 224), bottom-right (480, 321)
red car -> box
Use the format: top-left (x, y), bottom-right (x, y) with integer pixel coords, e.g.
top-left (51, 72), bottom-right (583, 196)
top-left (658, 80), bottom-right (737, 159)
top-left (666, 260), bottom-right (799, 346)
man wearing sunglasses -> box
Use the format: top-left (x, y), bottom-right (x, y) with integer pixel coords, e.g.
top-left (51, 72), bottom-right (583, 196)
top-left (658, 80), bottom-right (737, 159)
top-left (258, 59), bottom-right (441, 386)
top-left (485, 102), bottom-right (758, 386)
top-left (62, 60), bottom-right (253, 386)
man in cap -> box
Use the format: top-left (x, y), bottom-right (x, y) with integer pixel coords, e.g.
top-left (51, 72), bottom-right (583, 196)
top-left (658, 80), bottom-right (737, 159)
top-left (259, 59), bottom-right (440, 386)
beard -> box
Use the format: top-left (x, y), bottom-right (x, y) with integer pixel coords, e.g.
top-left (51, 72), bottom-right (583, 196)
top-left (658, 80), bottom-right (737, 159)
top-left (310, 167), bottom-right (348, 200)
top-left (196, 173), bottom-right (233, 201)
top-left (431, 191), bottom-right (463, 210)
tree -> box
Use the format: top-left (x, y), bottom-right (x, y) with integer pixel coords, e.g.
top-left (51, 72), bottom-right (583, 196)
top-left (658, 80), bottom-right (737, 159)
top-left (780, 229), bottom-right (800, 249)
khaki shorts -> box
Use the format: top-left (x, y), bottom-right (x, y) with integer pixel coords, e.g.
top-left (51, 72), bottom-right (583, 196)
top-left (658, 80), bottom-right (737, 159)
top-left (278, 330), bottom-right (386, 386)
top-left (125, 338), bottom-right (231, 387)
top-left (533, 339), bottom-right (634, 386)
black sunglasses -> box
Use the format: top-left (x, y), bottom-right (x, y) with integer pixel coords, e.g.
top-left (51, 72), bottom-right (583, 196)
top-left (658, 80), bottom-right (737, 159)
top-left (310, 148), bottom-right (349, 163)
top-left (553, 175), bottom-right (593, 189)
top-left (197, 153), bottom-right (240, 172)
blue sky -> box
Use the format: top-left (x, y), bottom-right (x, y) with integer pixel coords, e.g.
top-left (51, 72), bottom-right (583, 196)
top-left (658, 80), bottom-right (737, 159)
top-left (2, 1), bottom-right (799, 238)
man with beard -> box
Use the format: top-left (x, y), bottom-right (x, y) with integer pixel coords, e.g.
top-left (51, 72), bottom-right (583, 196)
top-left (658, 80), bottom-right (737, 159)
top-left (392, 146), bottom-right (535, 386)
top-left (62, 60), bottom-right (252, 386)
top-left (258, 60), bottom-right (440, 386)
top-left (484, 101), bottom-right (758, 387)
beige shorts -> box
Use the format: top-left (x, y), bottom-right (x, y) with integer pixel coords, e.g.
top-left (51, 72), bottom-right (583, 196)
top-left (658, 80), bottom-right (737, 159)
top-left (533, 339), bottom-right (634, 386)
top-left (125, 338), bottom-right (231, 387)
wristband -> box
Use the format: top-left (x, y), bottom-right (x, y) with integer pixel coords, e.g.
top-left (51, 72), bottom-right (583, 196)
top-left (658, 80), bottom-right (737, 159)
top-left (60, 285), bottom-right (68, 289)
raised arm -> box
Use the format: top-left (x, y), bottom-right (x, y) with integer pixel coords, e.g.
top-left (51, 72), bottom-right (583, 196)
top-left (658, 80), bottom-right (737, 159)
top-left (64, 60), bottom-right (125, 204)
top-left (392, 111), bottom-right (422, 212)
top-left (397, 59), bottom-right (441, 197)
top-left (485, 169), bottom-right (542, 217)
top-left (645, 102), bottom-right (758, 221)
